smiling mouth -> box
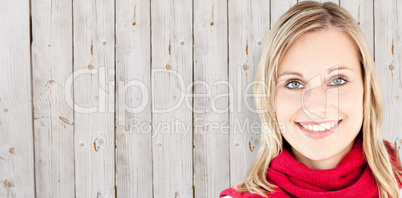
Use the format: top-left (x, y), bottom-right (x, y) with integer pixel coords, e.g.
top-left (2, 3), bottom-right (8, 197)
top-left (296, 119), bottom-right (343, 132)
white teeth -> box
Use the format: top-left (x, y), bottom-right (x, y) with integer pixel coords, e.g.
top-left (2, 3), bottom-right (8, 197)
top-left (299, 120), bottom-right (340, 131)
top-left (325, 123), bottom-right (330, 130)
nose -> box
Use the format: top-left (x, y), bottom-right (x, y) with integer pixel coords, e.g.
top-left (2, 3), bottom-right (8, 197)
top-left (302, 84), bottom-right (327, 120)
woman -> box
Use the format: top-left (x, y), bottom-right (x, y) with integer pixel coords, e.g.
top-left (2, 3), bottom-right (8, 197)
top-left (220, 1), bottom-right (402, 198)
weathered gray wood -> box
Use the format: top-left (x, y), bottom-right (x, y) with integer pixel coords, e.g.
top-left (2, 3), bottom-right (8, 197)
top-left (31, 0), bottom-right (75, 197)
top-left (341, 0), bottom-right (374, 55)
top-left (271, 0), bottom-right (298, 29)
top-left (298, 0), bottom-right (339, 4)
top-left (228, 0), bottom-right (271, 185)
top-left (151, 0), bottom-right (193, 197)
top-left (193, 0), bottom-right (229, 197)
top-left (321, 0), bottom-right (339, 4)
top-left (115, 0), bottom-right (152, 197)
top-left (2, 1), bottom-right (402, 196)
top-left (374, 0), bottom-right (402, 157)
top-left (73, 0), bottom-right (115, 197)
top-left (0, 0), bottom-right (35, 197)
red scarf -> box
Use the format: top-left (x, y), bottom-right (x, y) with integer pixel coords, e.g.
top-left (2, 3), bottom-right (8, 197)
top-left (220, 136), bottom-right (401, 198)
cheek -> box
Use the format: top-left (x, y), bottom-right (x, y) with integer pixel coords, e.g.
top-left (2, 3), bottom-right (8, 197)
top-left (275, 89), bottom-right (302, 122)
top-left (338, 84), bottom-right (364, 120)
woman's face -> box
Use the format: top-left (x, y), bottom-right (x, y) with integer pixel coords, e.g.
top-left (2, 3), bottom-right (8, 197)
top-left (275, 28), bottom-right (364, 170)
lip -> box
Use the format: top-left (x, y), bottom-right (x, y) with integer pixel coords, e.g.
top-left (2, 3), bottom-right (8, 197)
top-left (295, 119), bottom-right (342, 139)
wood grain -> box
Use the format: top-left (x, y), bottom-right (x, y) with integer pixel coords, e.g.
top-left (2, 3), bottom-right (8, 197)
top-left (228, 0), bottom-right (271, 185)
top-left (151, 0), bottom-right (193, 197)
top-left (374, 0), bottom-right (402, 157)
top-left (0, 0), bottom-right (35, 197)
top-left (193, 0), bottom-right (229, 197)
top-left (31, 0), bottom-right (75, 197)
top-left (116, 0), bottom-right (152, 197)
top-left (73, 0), bottom-right (115, 197)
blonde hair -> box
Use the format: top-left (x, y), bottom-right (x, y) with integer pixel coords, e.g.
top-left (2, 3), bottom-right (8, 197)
top-left (232, 1), bottom-right (402, 198)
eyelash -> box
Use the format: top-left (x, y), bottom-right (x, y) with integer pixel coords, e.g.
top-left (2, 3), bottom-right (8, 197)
top-left (285, 75), bottom-right (348, 90)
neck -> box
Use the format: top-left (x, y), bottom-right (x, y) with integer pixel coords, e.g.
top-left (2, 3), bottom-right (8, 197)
top-left (291, 139), bottom-right (356, 170)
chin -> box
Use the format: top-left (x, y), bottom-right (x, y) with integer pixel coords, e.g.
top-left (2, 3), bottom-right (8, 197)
top-left (295, 140), bottom-right (338, 161)
top-left (304, 150), bottom-right (334, 161)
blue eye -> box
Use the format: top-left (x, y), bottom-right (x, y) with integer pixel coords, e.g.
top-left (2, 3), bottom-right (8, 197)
top-left (286, 81), bottom-right (304, 89)
top-left (285, 76), bottom-right (348, 90)
top-left (329, 77), bottom-right (347, 86)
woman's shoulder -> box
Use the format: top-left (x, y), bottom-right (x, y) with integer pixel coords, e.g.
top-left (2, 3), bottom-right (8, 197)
top-left (219, 186), bottom-right (243, 198)
top-left (383, 138), bottom-right (397, 151)
top-left (382, 138), bottom-right (400, 169)
top-left (383, 138), bottom-right (402, 190)
top-left (219, 185), bottom-right (266, 198)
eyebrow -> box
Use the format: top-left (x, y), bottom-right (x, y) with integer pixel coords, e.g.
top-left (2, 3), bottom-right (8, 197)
top-left (326, 65), bottom-right (354, 74)
top-left (277, 65), bottom-right (354, 79)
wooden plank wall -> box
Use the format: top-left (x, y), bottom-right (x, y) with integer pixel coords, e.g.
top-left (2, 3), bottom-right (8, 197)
top-left (73, 0), bottom-right (116, 197)
top-left (194, 0), bottom-right (228, 197)
top-left (0, 0), bottom-right (401, 197)
top-left (0, 0), bottom-right (35, 197)
top-left (31, 0), bottom-right (74, 197)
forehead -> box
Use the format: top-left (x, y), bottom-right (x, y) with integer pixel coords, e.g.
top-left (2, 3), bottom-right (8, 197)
top-left (277, 28), bottom-right (361, 76)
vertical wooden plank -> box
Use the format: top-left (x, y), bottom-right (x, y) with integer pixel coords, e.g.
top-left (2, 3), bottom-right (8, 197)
top-left (151, 0), bottom-right (193, 197)
top-left (271, 0), bottom-right (297, 29)
top-left (320, 0), bottom-right (339, 4)
top-left (297, 0), bottom-right (318, 3)
top-left (193, 0), bottom-right (229, 197)
top-left (340, 0), bottom-right (374, 55)
top-left (73, 0), bottom-right (115, 197)
top-left (228, 0), bottom-right (270, 185)
top-left (375, 0), bottom-right (402, 156)
top-left (31, 0), bottom-right (74, 197)
top-left (0, 0), bottom-right (35, 197)
top-left (115, 0), bottom-right (152, 197)
top-left (298, 0), bottom-right (339, 5)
